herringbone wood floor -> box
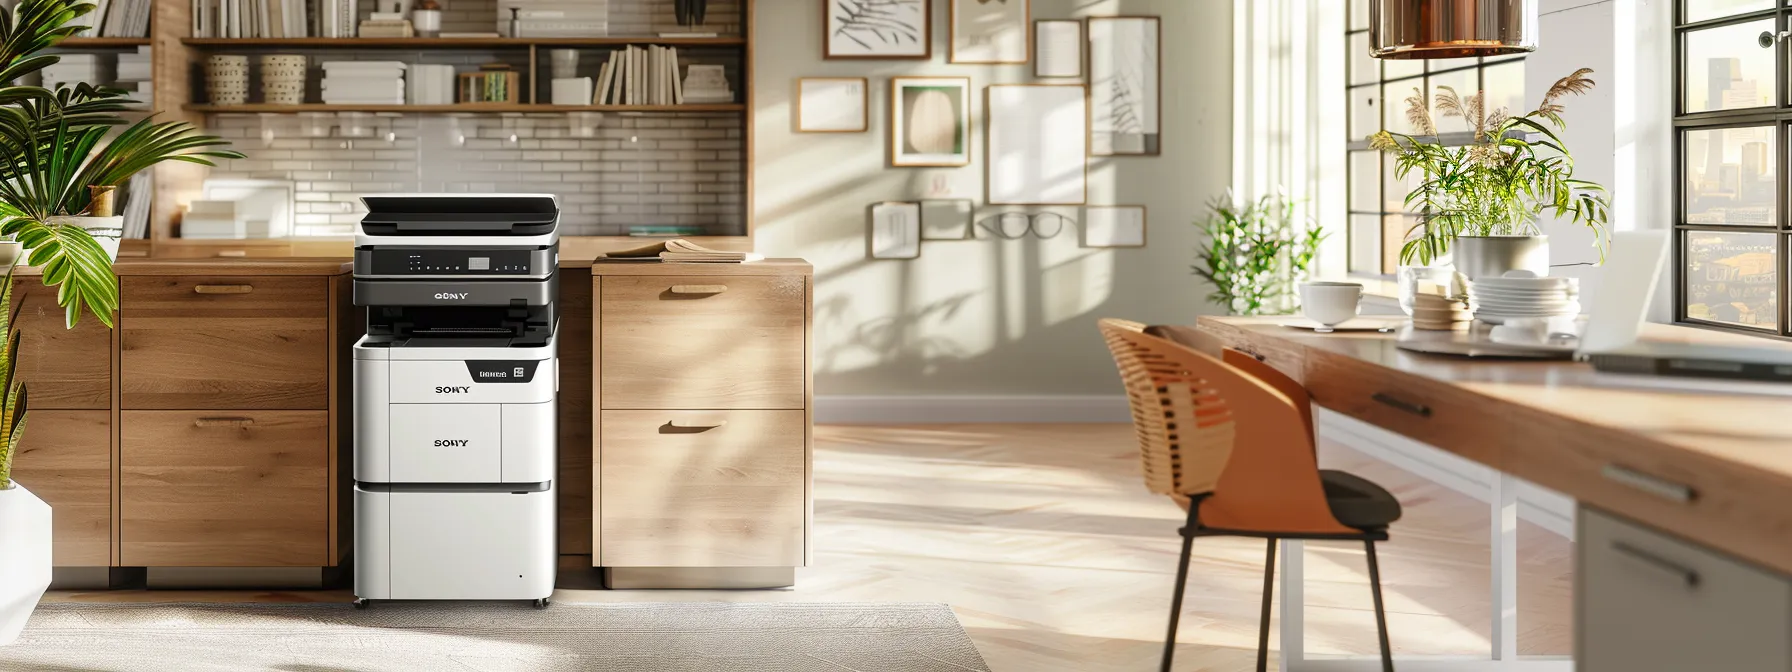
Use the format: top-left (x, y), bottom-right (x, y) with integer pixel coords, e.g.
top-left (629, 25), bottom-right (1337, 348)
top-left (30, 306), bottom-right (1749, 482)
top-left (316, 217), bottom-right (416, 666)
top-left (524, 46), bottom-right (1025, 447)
top-left (47, 424), bottom-right (1572, 671)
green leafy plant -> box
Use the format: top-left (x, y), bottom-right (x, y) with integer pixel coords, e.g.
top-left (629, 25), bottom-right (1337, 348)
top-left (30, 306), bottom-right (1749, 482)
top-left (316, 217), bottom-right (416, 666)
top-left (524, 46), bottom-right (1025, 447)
top-left (1368, 68), bottom-right (1610, 266)
top-left (1193, 191), bottom-right (1326, 316)
top-left (0, 269), bottom-right (26, 490)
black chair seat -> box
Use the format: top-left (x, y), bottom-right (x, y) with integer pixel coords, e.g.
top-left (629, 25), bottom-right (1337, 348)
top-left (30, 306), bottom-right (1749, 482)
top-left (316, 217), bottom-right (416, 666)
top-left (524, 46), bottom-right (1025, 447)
top-left (1320, 470), bottom-right (1403, 530)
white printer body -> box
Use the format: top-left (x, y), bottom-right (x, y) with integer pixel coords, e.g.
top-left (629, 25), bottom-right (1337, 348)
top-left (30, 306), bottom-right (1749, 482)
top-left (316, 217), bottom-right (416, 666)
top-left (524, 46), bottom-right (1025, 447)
top-left (350, 193), bottom-right (560, 605)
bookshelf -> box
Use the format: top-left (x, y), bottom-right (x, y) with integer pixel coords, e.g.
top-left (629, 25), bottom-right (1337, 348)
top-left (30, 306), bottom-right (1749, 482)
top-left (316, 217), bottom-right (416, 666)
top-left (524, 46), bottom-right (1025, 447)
top-left (183, 103), bottom-right (747, 113)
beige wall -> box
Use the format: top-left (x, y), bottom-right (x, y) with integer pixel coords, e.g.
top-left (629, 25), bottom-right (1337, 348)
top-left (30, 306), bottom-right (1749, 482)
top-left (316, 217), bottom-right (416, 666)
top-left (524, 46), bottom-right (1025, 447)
top-left (752, 0), bottom-right (1233, 396)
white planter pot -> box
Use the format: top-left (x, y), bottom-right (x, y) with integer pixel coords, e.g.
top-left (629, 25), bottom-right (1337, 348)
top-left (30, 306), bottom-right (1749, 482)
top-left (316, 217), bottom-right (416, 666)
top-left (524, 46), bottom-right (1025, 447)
top-left (44, 215), bottom-right (122, 262)
top-left (0, 241), bottom-right (20, 268)
top-left (0, 482), bottom-right (52, 646)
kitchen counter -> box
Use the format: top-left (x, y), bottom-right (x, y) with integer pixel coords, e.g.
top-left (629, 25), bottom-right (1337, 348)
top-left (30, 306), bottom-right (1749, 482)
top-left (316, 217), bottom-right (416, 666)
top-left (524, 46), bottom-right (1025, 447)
top-left (11, 258), bottom-right (351, 276)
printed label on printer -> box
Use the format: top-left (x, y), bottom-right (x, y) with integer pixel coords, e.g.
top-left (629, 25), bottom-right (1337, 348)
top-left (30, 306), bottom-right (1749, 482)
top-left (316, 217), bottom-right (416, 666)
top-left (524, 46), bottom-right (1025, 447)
top-left (464, 360), bottom-right (541, 384)
top-left (435, 386), bottom-right (471, 394)
top-left (434, 292), bottom-right (469, 300)
top-left (433, 439), bottom-right (470, 447)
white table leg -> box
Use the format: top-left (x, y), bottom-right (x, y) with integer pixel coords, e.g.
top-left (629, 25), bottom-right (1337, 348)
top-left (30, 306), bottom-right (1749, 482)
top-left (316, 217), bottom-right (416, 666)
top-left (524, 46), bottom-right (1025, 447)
top-left (1493, 472), bottom-right (1519, 661)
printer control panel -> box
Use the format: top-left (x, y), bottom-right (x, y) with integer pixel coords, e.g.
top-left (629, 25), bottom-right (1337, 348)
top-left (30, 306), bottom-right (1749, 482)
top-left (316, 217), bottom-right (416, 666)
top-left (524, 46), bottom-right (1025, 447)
top-left (369, 248), bottom-right (537, 275)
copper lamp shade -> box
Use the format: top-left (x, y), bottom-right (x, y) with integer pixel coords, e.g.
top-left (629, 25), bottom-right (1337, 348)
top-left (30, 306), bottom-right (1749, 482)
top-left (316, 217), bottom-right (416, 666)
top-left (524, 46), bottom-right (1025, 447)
top-left (1370, 0), bottom-right (1537, 60)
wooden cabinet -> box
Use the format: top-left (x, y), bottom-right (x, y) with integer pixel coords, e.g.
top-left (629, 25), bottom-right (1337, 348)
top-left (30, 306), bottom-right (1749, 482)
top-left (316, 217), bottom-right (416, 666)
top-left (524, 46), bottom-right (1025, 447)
top-left (600, 274), bottom-right (806, 410)
top-left (120, 410), bottom-right (329, 567)
top-left (600, 410), bottom-right (806, 567)
top-left (10, 411), bottom-right (111, 566)
top-left (12, 282), bottom-right (111, 409)
top-left (121, 275), bottom-right (330, 410)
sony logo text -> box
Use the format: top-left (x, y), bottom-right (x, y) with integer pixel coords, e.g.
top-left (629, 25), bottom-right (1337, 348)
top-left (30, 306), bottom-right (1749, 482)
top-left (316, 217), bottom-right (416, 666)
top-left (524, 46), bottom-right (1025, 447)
top-left (434, 292), bottom-right (468, 300)
top-left (434, 439), bottom-right (469, 447)
top-left (434, 386), bottom-right (471, 394)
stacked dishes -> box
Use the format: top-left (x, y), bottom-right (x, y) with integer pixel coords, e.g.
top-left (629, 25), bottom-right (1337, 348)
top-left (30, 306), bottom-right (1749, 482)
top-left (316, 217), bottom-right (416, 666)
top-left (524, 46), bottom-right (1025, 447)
top-left (1468, 273), bottom-right (1580, 324)
top-left (1411, 291), bottom-right (1472, 330)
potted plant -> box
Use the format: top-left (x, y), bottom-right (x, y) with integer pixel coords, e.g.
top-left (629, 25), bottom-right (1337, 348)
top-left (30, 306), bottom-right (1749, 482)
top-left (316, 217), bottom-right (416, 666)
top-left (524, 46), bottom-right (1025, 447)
top-left (1368, 68), bottom-right (1610, 297)
top-left (1193, 190), bottom-right (1326, 316)
top-left (0, 0), bottom-right (242, 645)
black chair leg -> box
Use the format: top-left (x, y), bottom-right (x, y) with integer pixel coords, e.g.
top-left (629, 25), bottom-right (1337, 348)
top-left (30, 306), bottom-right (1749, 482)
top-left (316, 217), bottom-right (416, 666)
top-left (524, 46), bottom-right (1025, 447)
top-left (1256, 538), bottom-right (1276, 672)
top-left (1364, 540), bottom-right (1394, 672)
top-left (1160, 530), bottom-right (1196, 672)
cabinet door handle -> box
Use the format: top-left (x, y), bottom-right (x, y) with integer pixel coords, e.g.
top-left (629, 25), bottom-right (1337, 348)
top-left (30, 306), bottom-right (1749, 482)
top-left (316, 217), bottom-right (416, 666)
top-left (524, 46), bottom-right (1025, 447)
top-left (665, 419), bottom-right (727, 432)
top-left (669, 284), bottom-right (727, 295)
top-left (1371, 392), bottom-right (1431, 418)
top-left (1601, 464), bottom-right (1697, 504)
top-left (215, 250), bottom-right (248, 258)
top-left (194, 417), bottom-right (255, 428)
top-left (1612, 541), bottom-right (1701, 588)
top-left (194, 284), bottom-right (254, 295)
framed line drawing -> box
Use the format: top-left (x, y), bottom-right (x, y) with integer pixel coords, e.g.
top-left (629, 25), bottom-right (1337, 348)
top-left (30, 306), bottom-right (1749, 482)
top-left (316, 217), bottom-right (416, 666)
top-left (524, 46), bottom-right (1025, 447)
top-left (826, 0), bottom-right (931, 60)
top-left (920, 199), bottom-right (975, 240)
top-left (950, 0), bottom-right (1030, 64)
top-left (890, 77), bottom-right (972, 167)
top-left (796, 78), bottom-right (869, 133)
top-left (869, 201), bottom-right (923, 259)
top-left (986, 84), bottom-right (1088, 205)
top-left (1083, 205), bottom-right (1147, 248)
top-left (1033, 19), bottom-right (1083, 78)
top-left (1087, 16), bottom-right (1162, 156)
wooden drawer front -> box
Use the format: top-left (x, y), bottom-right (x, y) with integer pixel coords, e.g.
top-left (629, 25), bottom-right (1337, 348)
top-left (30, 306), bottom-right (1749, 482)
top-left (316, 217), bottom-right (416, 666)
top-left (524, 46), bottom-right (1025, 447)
top-left (120, 410), bottom-right (328, 566)
top-left (12, 282), bottom-right (111, 409)
top-left (600, 410), bottom-right (806, 567)
top-left (601, 275), bottom-right (805, 410)
top-left (1578, 507), bottom-right (1792, 671)
top-left (10, 411), bottom-right (111, 566)
top-left (1302, 348), bottom-right (1500, 466)
top-left (121, 276), bottom-right (329, 410)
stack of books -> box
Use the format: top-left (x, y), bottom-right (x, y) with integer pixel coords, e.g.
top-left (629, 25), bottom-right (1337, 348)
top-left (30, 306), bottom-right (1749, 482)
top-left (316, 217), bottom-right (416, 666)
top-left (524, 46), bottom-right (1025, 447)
top-left (408, 64), bottom-right (456, 105)
top-left (119, 172), bottom-right (153, 240)
top-left (321, 61), bottom-right (406, 105)
top-left (191, 0), bottom-right (313, 38)
top-left (601, 238), bottom-right (763, 264)
top-left (42, 54), bottom-right (107, 91)
top-left (498, 1), bottom-right (608, 37)
top-left (116, 46), bottom-right (152, 108)
top-left (92, 0), bottom-right (152, 37)
top-left (358, 9), bottom-right (414, 38)
top-left (593, 45), bottom-right (686, 106)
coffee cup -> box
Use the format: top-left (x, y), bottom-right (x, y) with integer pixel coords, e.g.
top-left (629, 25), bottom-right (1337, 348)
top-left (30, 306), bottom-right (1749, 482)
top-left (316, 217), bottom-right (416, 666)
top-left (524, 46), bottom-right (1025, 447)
top-left (1299, 282), bottom-right (1363, 331)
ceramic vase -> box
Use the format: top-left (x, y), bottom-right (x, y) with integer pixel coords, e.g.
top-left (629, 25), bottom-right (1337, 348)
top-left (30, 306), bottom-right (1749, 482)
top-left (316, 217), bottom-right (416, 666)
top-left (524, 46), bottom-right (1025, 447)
top-left (260, 54), bottom-right (307, 105)
top-left (1454, 235), bottom-right (1550, 281)
top-left (45, 215), bottom-right (123, 262)
top-left (205, 55), bottom-right (249, 106)
top-left (0, 483), bottom-right (52, 646)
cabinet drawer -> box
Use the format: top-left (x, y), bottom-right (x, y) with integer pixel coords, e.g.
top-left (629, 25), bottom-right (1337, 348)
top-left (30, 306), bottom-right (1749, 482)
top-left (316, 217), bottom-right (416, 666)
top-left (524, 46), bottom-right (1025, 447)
top-left (121, 276), bottom-right (329, 409)
top-left (1578, 507), bottom-right (1792, 671)
top-left (12, 282), bottom-right (111, 409)
top-left (600, 410), bottom-right (806, 567)
top-left (120, 410), bottom-right (328, 567)
top-left (1302, 348), bottom-right (1500, 466)
top-left (10, 411), bottom-right (111, 566)
top-left (601, 275), bottom-right (805, 410)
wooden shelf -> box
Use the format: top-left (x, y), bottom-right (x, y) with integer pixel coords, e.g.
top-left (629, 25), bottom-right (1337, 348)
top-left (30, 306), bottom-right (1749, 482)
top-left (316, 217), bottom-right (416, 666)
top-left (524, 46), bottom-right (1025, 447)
top-left (185, 103), bottom-right (744, 113)
top-left (56, 37), bottom-right (152, 48)
top-left (180, 36), bottom-right (745, 48)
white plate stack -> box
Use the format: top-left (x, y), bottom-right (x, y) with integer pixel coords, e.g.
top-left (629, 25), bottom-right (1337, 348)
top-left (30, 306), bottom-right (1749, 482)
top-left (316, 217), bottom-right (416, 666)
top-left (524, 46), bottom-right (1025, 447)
top-left (1468, 272), bottom-right (1581, 325)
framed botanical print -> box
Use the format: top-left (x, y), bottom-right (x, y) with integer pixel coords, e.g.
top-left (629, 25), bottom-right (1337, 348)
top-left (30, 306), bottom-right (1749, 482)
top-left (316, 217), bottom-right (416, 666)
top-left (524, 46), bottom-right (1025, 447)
top-left (826, 0), bottom-right (931, 60)
top-left (796, 77), bottom-right (869, 133)
top-left (890, 77), bottom-right (972, 167)
top-left (950, 0), bottom-right (1030, 64)
top-left (1087, 16), bottom-right (1162, 156)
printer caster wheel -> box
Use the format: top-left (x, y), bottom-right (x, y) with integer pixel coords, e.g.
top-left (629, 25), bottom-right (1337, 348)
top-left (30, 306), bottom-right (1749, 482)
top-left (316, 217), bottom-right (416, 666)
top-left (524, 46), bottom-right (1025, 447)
top-left (533, 598), bottom-right (550, 609)
top-left (353, 598), bottom-right (370, 610)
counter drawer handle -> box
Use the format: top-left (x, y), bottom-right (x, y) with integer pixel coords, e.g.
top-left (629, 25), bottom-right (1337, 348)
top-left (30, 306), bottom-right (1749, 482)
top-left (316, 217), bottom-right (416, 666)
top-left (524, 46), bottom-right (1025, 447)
top-left (1613, 541), bottom-right (1701, 588)
top-left (194, 417), bottom-right (255, 428)
top-left (194, 284), bottom-right (254, 294)
top-left (1601, 464), bottom-right (1696, 504)
top-left (665, 420), bottom-right (727, 431)
top-left (669, 285), bottom-right (727, 295)
top-left (1371, 392), bottom-right (1431, 418)
top-left (215, 251), bottom-right (248, 258)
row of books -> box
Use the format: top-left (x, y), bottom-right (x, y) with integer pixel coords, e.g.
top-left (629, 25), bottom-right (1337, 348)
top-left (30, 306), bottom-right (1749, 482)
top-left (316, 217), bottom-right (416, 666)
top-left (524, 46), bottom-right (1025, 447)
top-left (71, 0), bottom-right (152, 38)
top-left (190, 0), bottom-right (358, 38)
top-left (594, 45), bottom-right (684, 107)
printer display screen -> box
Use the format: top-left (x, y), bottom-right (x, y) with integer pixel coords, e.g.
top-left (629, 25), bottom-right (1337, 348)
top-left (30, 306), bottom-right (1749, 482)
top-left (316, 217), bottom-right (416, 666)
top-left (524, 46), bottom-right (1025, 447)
top-left (369, 248), bottom-right (535, 275)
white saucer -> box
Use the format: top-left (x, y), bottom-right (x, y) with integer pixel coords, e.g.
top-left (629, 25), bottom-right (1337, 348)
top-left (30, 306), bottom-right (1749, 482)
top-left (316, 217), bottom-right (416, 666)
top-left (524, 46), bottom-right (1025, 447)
top-left (1278, 317), bottom-right (1403, 332)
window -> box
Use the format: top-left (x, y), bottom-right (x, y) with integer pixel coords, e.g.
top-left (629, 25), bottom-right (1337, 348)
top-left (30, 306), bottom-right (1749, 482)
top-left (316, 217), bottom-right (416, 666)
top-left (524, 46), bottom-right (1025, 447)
top-left (1673, 0), bottom-right (1788, 336)
top-left (1343, 0), bottom-right (1524, 275)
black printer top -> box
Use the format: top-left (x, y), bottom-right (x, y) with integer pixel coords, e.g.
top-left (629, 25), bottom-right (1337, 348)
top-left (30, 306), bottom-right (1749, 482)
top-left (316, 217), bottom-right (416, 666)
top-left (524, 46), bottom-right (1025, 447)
top-left (360, 194), bottom-right (558, 236)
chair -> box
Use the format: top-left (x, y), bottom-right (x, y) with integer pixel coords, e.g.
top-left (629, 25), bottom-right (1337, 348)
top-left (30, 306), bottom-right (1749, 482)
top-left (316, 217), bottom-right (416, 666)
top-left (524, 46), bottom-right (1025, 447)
top-left (1098, 319), bottom-right (1402, 672)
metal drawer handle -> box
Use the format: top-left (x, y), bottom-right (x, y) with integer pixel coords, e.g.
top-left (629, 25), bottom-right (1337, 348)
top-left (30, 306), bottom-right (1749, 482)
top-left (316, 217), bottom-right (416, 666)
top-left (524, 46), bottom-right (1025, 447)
top-left (194, 417), bottom-right (255, 428)
top-left (1613, 541), bottom-right (1701, 588)
top-left (669, 285), bottom-right (727, 295)
top-left (1371, 392), bottom-right (1431, 418)
top-left (665, 419), bottom-right (727, 432)
top-left (215, 250), bottom-right (248, 258)
top-left (194, 284), bottom-right (254, 294)
top-left (1601, 464), bottom-right (1697, 504)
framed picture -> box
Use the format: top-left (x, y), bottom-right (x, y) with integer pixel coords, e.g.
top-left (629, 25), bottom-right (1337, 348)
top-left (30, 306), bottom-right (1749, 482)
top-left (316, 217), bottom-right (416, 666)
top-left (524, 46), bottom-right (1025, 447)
top-left (986, 84), bottom-right (1087, 205)
top-left (1087, 16), bottom-right (1162, 156)
top-left (869, 201), bottom-right (922, 259)
top-left (796, 78), bottom-right (868, 133)
top-left (890, 77), bottom-right (972, 167)
top-left (920, 199), bottom-right (974, 240)
top-left (1034, 20), bottom-right (1083, 78)
top-left (951, 0), bottom-right (1030, 64)
top-left (1083, 205), bottom-right (1147, 248)
top-left (826, 0), bottom-right (931, 60)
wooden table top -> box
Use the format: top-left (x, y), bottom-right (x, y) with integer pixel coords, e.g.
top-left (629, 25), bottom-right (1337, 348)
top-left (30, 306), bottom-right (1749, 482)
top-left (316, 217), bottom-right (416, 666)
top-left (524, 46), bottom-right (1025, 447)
top-left (13, 258), bottom-right (353, 276)
top-left (1198, 316), bottom-right (1792, 573)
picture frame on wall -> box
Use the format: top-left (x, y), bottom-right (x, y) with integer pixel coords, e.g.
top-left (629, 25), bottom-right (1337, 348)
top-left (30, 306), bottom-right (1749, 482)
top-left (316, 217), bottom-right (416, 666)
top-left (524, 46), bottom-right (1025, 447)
top-left (796, 77), bottom-right (869, 133)
top-left (1087, 16), bottom-right (1162, 156)
top-left (950, 0), bottom-right (1030, 64)
top-left (826, 0), bottom-right (931, 60)
top-left (1033, 19), bottom-right (1083, 79)
top-left (869, 201), bottom-right (923, 259)
top-left (890, 77), bottom-right (973, 167)
top-left (920, 199), bottom-right (975, 240)
top-left (1083, 205), bottom-right (1148, 248)
top-left (985, 84), bottom-right (1088, 205)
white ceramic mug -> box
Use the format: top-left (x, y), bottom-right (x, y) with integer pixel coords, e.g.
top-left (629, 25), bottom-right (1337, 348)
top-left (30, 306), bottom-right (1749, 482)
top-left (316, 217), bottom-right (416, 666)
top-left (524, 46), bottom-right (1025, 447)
top-left (1299, 281), bottom-right (1363, 331)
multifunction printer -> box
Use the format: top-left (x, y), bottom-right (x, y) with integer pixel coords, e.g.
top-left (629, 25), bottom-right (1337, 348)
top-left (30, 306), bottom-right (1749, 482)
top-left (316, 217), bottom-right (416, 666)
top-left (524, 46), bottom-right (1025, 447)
top-left (350, 193), bottom-right (559, 608)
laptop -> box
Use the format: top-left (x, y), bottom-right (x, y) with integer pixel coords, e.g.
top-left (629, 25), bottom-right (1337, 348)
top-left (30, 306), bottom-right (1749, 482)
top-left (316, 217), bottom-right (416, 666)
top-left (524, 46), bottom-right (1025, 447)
top-left (1577, 231), bottom-right (1792, 383)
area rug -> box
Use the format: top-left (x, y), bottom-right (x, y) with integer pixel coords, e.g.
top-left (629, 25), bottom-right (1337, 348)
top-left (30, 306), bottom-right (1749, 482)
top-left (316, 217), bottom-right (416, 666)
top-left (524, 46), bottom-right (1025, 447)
top-left (0, 601), bottom-right (991, 672)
